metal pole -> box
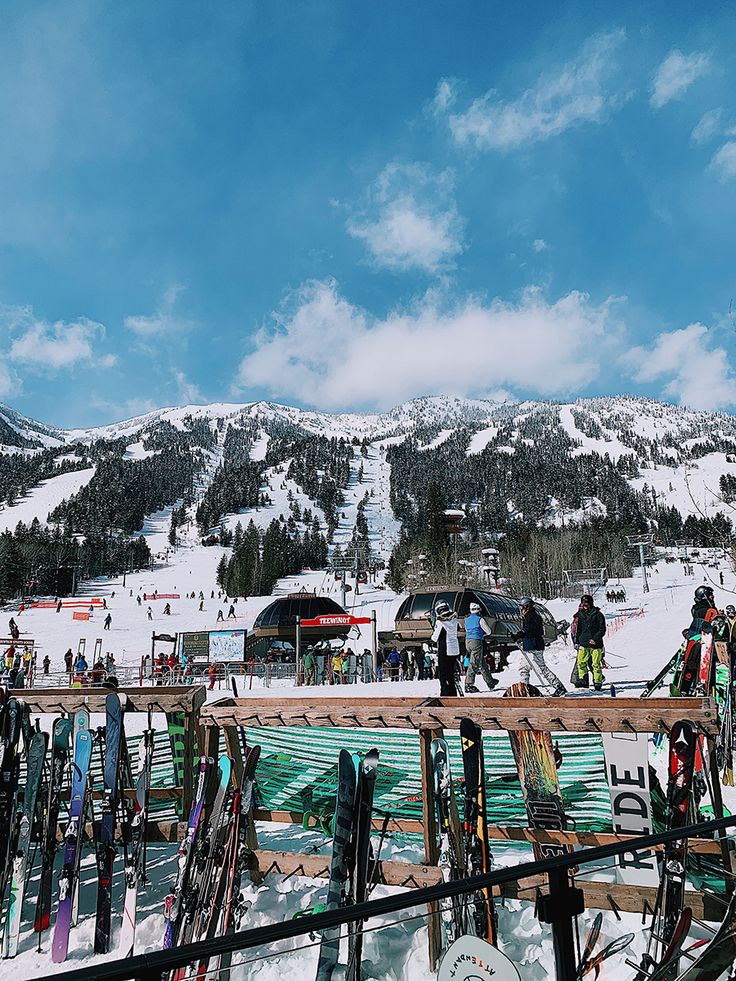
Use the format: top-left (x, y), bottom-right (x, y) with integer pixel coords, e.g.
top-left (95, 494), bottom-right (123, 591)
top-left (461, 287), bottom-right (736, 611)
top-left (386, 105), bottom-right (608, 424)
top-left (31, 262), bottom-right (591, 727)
top-left (341, 570), bottom-right (346, 609)
top-left (295, 617), bottom-right (302, 687)
top-left (640, 543), bottom-right (649, 593)
top-left (371, 609), bottom-right (377, 682)
top-left (538, 867), bottom-right (583, 981)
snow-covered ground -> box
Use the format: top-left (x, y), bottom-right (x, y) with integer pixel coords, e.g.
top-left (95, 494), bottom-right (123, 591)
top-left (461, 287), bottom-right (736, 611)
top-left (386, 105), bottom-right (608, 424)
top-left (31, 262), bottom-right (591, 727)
top-left (5, 530), bottom-right (735, 979)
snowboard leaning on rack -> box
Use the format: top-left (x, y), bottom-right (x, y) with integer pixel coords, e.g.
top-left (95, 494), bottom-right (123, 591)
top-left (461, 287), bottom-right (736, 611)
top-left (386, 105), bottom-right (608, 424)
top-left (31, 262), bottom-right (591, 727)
top-left (504, 682), bottom-right (572, 859)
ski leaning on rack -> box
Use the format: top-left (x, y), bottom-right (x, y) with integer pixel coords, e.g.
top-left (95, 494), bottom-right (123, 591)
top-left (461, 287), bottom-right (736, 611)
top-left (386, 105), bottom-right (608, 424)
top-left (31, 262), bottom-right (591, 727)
top-left (94, 692), bottom-right (127, 953)
top-left (504, 683), bottom-right (572, 860)
top-left (35, 717), bottom-right (73, 935)
top-left (315, 748), bottom-right (358, 981)
top-left (52, 709), bottom-right (92, 964)
top-left (346, 747), bottom-right (379, 981)
top-left (459, 718), bottom-right (496, 943)
top-left (162, 756), bottom-right (213, 951)
top-left (673, 888), bottom-right (736, 980)
top-left (0, 698), bottom-right (26, 904)
top-left (3, 727), bottom-right (48, 958)
top-left (119, 712), bottom-right (155, 958)
top-left (431, 737), bottom-right (465, 948)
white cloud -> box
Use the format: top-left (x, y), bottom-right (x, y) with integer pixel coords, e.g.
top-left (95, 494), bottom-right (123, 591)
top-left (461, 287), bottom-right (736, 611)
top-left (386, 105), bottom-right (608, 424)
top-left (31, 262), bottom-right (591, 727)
top-left (124, 285), bottom-right (189, 338)
top-left (710, 142), bottom-right (736, 181)
top-left (445, 30), bottom-right (625, 151)
top-left (0, 360), bottom-right (15, 399)
top-left (431, 78), bottom-right (457, 115)
top-left (532, 238), bottom-right (548, 252)
top-left (236, 279), bottom-right (619, 410)
top-left (174, 370), bottom-right (204, 404)
top-left (624, 324), bottom-right (735, 410)
top-left (4, 308), bottom-right (115, 371)
top-left (650, 50), bottom-right (710, 109)
top-left (347, 164), bottom-right (464, 274)
top-left (691, 108), bottom-right (722, 145)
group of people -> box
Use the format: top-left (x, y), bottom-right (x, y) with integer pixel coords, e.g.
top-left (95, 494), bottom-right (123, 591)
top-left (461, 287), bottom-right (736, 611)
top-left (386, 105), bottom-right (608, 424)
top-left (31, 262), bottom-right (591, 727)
top-left (64, 648), bottom-right (117, 687)
top-left (604, 589), bottom-right (627, 603)
top-left (301, 645), bottom-right (374, 685)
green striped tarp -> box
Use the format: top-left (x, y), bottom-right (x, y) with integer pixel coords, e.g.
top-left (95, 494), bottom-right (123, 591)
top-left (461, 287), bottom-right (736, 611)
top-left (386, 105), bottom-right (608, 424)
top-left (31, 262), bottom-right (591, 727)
top-left (245, 727), bottom-right (615, 833)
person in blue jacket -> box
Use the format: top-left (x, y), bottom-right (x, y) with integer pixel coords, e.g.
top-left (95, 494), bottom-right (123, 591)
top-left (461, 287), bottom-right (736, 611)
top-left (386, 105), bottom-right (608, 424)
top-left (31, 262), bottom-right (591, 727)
top-left (463, 602), bottom-right (497, 693)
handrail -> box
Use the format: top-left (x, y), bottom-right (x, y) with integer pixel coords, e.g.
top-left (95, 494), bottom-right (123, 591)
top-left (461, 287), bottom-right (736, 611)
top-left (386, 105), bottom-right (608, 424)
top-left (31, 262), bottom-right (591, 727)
top-left (35, 813), bottom-right (736, 981)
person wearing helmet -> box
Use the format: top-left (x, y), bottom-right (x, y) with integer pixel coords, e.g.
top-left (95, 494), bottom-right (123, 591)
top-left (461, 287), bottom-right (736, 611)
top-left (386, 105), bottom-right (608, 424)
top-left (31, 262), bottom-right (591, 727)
top-left (692, 585), bottom-right (717, 626)
top-left (432, 600), bottom-right (461, 696)
top-left (515, 597), bottom-right (566, 696)
top-left (575, 594), bottom-right (607, 691)
top-left (463, 602), bottom-right (497, 693)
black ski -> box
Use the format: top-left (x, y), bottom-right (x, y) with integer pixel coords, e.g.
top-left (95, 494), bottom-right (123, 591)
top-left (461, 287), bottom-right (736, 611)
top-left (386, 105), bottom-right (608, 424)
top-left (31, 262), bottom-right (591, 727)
top-left (35, 717), bottom-right (73, 934)
top-left (459, 718), bottom-right (496, 943)
top-left (347, 748), bottom-right (379, 981)
top-left (94, 692), bottom-right (127, 953)
top-left (316, 749), bottom-right (357, 981)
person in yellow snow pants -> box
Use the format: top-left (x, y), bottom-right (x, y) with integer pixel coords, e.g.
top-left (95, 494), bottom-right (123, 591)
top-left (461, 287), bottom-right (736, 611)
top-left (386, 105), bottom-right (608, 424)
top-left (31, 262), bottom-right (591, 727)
top-left (574, 594), bottom-right (607, 691)
top-left (576, 645), bottom-right (604, 688)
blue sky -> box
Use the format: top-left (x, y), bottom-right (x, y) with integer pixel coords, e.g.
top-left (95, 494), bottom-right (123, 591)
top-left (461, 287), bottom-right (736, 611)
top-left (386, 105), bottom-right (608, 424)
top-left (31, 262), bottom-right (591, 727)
top-left (1, 1), bottom-right (736, 426)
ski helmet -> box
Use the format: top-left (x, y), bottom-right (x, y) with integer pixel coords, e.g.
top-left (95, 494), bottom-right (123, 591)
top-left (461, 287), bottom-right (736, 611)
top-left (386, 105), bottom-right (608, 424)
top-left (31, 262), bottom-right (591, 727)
top-left (469, 602), bottom-right (482, 613)
top-left (694, 585), bottom-right (714, 602)
top-left (519, 596), bottom-right (533, 609)
top-left (434, 600), bottom-right (452, 619)
top-left (727, 605), bottom-right (736, 616)
top-left (580, 594), bottom-right (594, 607)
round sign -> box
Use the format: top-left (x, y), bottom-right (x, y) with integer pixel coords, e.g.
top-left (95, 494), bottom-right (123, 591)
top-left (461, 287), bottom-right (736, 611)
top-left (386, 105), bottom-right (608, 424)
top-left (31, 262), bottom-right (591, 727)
top-left (438, 935), bottom-right (522, 981)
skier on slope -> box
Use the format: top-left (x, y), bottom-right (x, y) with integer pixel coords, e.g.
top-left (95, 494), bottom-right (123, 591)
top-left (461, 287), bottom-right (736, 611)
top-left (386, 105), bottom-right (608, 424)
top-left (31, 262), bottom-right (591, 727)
top-left (432, 600), bottom-right (461, 696)
top-left (463, 603), bottom-right (497, 693)
top-left (515, 597), bottom-right (566, 696)
top-left (574, 594), bottom-right (607, 691)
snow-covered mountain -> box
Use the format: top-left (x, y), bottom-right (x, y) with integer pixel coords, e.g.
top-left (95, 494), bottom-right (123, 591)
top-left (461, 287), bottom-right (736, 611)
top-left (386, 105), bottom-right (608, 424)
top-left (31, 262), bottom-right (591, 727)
top-left (1, 394), bottom-right (736, 573)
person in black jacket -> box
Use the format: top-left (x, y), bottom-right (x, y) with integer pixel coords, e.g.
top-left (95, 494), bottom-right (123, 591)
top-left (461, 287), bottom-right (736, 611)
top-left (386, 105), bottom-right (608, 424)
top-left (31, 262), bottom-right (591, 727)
top-left (691, 584), bottom-right (716, 625)
top-left (514, 597), bottom-right (566, 695)
top-left (575, 594), bottom-right (607, 690)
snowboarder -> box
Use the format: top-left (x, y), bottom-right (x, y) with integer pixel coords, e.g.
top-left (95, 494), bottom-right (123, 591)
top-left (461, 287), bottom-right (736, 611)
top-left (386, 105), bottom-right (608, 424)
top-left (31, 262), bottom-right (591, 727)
top-left (147, 606), bottom-right (153, 621)
top-left (216, 609), bottom-right (224, 622)
top-left (56, 600), bottom-right (62, 613)
top-left (432, 600), bottom-right (461, 697)
top-left (515, 597), bottom-right (566, 696)
top-left (574, 594), bottom-right (607, 691)
top-left (227, 604), bottom-right (236, 619)
top-left (104, 613), bottom-right (112, 630)
top-left (164, 603), bottom-right (172, 615)
top-left (463, 602), bottom-right (497, 693)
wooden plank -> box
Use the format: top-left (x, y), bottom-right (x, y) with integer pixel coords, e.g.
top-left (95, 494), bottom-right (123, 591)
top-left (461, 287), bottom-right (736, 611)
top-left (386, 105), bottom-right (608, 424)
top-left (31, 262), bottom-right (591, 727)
top-left (251, 809), bottom-right (722, 855)
top-left (487, 826), bottom-right (722, 854)
top-left (23, 685), bottom-right (205, 714)
top-left (502, 876), bottom-right (724, 921)
top-left (62, 819), bottom-right (184, 843)
top-left (244, 850), bottom-right (725, 921)
top-left (200, 696), bottom-right (718, 735)
top-left (252, 850), bottom-right (443, 888)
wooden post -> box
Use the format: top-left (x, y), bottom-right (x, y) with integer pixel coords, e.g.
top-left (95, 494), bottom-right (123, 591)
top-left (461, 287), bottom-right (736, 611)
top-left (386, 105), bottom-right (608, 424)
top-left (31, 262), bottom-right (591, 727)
top-left (419, 725), bottom-right (443, 970)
